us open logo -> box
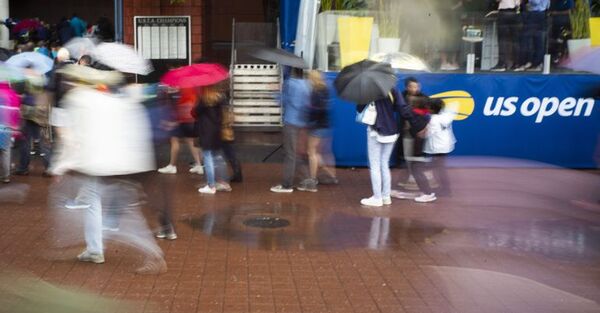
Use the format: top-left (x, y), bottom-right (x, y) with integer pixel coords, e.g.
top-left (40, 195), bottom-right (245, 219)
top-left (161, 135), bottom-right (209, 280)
top-left (430, 91), bottom-right (475, 121)
top-left (429, 91), bottom-right (596, 123)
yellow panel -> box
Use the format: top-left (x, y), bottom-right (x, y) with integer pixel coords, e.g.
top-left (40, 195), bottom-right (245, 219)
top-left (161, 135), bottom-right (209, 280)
top-left (430, 90), bottom-right (475, 121)
top-left (590, 18), bottom-right (600, 46)
top-left (337, 16), bottom-right (373, 68)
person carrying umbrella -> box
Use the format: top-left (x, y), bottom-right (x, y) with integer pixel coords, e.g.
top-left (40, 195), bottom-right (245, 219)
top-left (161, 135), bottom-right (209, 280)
top-left (270, 67), bottom-right (312, 193)
top-left (335, 60), bottom-right (424, 207)
top-left (193, 82), bottom-right (232, 194)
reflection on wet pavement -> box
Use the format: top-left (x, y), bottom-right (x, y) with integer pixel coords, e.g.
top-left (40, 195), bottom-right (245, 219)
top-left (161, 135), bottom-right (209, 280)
top-left (186, 203), bottom-right (600, 263)
top-left (186, 203), bottom-right (445, 251)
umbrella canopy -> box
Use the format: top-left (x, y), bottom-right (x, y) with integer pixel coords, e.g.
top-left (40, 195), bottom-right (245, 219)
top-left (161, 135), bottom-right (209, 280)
top-left (6, 52), bottom-right (54, 74)
top-left (64, 37), bottom-right (98, 61)
top-left (334, 60), bottom-right (397, 104)
top-left (160, 63), bottom-right (229, 88)
top-left (246, 47), bottom-right (307, 69)
top-left (57, 64), bottom-right (124, 86)
top-left (93, 43), bottom-right (153, 75)
top-left (562, 47), bottom-right (600, 75)
top-left (370, 52), bottom-right (430, 72)
top-left (0, 62), bottom-right (25, 82)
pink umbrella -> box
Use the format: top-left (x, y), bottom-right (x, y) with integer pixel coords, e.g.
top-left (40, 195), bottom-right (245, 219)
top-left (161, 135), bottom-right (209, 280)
top-left (160, 63), bottom-right (229, 88)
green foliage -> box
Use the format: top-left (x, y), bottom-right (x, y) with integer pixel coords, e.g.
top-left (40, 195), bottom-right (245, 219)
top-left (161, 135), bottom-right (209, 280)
top-left (570, 0), bottom-right (591, 39)
top-left (170, 0), bottom-right (186, 4)
top-left (322, 0), bottom-right (367, 11)
top-left (373, 0), bottom-right (401, 37)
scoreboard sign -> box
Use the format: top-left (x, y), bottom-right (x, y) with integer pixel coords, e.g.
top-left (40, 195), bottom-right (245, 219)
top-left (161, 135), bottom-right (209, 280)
top-left (134, 16), bottom-right (191, 82)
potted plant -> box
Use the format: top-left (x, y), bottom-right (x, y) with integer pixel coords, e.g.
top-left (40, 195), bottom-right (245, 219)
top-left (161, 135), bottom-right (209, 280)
top-left (373, 0), bottom-right (402, 53)
top-left (316, 0), bottom-right (368, 70)
top-left (568, 0), bottom-right (592, 53)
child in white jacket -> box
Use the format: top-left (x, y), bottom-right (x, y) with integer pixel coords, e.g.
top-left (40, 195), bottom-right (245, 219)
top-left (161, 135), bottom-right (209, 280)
top-left (413, 98), bottom-right (456, 202)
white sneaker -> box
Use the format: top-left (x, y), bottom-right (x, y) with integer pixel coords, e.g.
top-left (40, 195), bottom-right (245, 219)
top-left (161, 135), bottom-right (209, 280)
top-left (414, 193), bottom-right (437, 203)
top-left (215, 182), bottom-right (232, 192)
top-left (198, 185), bottom-right (216, 194)
top-left (360, 197), bottom-right (383, 207)
top-left (158, 164), bottom-right (177, 174)
top-left (270, 185), bottom-right (294, 193)
top-left (390, 190), bottom-right (419, 199)
top-left (383, 197), bottom-right (392, 205)
top-left (189, 164), bottom-right (204, 174)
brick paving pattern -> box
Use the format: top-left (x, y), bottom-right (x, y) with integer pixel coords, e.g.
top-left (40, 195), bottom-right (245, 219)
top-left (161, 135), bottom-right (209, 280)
top-left (1, 164), bottom-right (599, 313)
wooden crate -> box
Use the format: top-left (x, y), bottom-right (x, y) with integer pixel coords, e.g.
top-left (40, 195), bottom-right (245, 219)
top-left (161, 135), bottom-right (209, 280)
top-left (231, 64), bottom-right (282, 127)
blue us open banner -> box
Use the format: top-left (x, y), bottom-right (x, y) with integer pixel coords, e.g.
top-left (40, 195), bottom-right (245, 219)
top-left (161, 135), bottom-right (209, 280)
top-left (327, 73), bottom-right (600, 168)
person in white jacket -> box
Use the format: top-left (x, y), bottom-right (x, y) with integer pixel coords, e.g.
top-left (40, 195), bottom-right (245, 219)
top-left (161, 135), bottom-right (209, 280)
top-left (49, 66), bottom-right (165, 274)
top-left (412, 98), bottom-right (457, 202)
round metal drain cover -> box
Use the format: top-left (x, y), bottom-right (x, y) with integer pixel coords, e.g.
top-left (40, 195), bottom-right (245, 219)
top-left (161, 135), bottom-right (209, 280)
top-left (243, 216), bottom-right (290, 229)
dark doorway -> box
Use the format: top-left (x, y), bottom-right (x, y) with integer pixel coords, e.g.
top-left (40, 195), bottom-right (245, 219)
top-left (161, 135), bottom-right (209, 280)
top-left (202, 0), bottom-right (279, 65)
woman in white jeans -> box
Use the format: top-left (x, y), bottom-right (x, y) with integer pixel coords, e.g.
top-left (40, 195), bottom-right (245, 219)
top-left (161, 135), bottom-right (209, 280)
top-left (357, 89), bottom-right (417, 207)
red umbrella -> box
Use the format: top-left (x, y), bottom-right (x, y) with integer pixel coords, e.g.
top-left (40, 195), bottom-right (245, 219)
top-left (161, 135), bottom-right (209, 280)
top-left (160, 63), bottom-right (229, 88)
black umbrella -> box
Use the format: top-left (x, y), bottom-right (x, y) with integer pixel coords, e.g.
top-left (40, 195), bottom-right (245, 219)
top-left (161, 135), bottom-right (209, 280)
top-left (334, 60), bottom-right (397, 104)
top-left (246, 47), bottom-right (307, 69)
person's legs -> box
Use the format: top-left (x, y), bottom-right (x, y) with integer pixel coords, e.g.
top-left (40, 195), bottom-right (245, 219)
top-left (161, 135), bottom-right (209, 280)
top-left (432, 154), bottom-right (451, 196)
top-left (412, 160), bottom-right (432, 195)
top-left (16, 121), bottom-right (34, 173)
top-left (495, 13), bottom-right (511, 67)
top-left (318, 135), bottom-right (337, 179)
top-left (367, 134), bottom-right (383, 200)
top-left (213, 151), bottom-right (229, 183)
top-left (202, 150), bottom-right (215, 187)
top-left (0, 148), bottom-right (9, 181)
top-left (531, 12), bottom-right (547, 66)
top-left (282, 125), bottom-right (299, 188)
top-left (307, 135), bottom-right (320, 179)
top-left (222, 141), bottom-right (242, 182)
top-left (78, 177), bottom-right (104, 255)
top-left (184, 137), bottom-right (202, 166)
top-left (380, 142), bottom-right (395, 200)
top-left (168, 137), bottom-right (180, 166)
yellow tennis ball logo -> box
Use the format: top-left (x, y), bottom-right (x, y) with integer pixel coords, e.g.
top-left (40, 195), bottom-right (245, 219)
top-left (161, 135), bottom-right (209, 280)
top-left (430, 90), bottom-right (475, 121)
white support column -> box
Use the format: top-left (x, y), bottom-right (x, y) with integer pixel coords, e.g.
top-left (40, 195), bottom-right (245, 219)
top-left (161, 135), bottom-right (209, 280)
top-left (0, 0), bottom-right (9, 49)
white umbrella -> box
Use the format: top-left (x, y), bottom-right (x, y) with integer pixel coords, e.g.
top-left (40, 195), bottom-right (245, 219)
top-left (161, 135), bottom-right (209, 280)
top-left (370, 52), bottom-right (430, 72)
top-left (6, 52), bottom-right (54, 74)
top-left (64, 37), bottom-right (99, 60)
top-left (93, 43), bottom-right (153, 75)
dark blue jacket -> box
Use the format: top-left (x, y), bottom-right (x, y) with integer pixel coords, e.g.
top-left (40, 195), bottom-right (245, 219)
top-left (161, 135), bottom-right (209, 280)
top-left (357, 89), bottom-right (423, 136)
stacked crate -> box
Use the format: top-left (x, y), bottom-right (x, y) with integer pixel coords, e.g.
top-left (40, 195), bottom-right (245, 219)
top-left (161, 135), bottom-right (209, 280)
top-left (231, 64), bottom-right (282, 128)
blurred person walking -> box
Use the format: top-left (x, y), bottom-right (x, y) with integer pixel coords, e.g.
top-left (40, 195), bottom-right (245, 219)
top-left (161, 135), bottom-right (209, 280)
top-left (0, 82), bottom-right (21, 183)
top-left (297, 70), bottom-right (337, 192)
top-left (157, 87), bottom-right (203, 175)
top-left (397, 77), bottom-right (428, 190)
top-left (50, 67), bottom-right (165, 273)
top-left (392, 98), bottom-right (455, 203)
top-left (14, 70), bottom-right (49, 176)
top-left (194, 83), bottom-right (231, 194)
top-left (220, 88), bottom-right (243, 183)
top-left (270, 67), bottom-right (311, 193)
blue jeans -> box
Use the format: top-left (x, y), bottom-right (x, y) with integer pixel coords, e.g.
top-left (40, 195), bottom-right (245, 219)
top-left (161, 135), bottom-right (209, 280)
top-left (202, 150), bottom-right (227, 187)
top-left (367, 132), bottom-right (396, 200)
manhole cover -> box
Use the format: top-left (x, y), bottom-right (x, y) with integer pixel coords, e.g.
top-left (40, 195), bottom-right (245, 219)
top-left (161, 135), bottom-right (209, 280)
top-left (243, 216), bottom-right (290, 229)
